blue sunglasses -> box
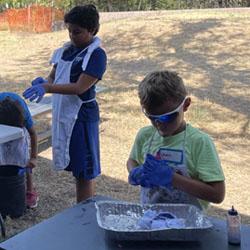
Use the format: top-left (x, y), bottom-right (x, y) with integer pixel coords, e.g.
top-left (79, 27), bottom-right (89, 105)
top-left (142, 97), bottom-right (187, 123)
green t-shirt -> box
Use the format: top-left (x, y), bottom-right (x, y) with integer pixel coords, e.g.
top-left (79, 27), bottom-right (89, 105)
top-left (129, 124), bottom-right (225, 209)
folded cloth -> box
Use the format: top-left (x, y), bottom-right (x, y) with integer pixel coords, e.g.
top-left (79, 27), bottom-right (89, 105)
top-left (138, 209), bottom-right (157, 229)
top-left (166, 219), bottom-right (185, 229)
top-left (138, 209), bottom-right (185, 230)
top-left (154, 212), bottom-right (176, 220)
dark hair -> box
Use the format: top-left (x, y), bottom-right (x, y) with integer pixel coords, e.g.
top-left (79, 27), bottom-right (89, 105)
top-left (64, 5), bottom-right (100, 35)
top-left (0, 97), bottom-right (26, 128)
top-left (139, 70), bottom-right (187, 112)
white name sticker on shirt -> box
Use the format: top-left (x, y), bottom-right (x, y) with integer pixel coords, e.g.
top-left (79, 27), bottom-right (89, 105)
top-left (158, 148), bottom-right (183, 164)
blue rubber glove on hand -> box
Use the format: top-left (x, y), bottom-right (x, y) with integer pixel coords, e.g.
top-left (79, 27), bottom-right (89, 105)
top-left (144, 153), bottom-right (174, 190)
top-left (31, 77), bottom-right (48, 86)
top-left (129, 165), bottom-right (151, 188)
top-left (23, 84), bottom-right (46, 103)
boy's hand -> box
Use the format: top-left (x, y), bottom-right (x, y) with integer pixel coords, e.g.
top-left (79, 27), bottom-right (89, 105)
top-left (144, 154), bottom-right (174, 190)
top-left (23, 84), bottom-right (46, 103)
top-left (129, 165), bottom-right (151, 188)
top-left (31, 77), bottom-right (48, 86)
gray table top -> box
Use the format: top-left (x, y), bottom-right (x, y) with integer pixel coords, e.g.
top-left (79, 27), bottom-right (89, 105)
top-left (0, 125), bottom-right (23, 144)
top-left (1, 195), bottom-right (249, 250)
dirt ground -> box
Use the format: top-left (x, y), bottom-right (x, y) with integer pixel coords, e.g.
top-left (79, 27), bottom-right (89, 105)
top-left (0, 9), bottom-right (250, 240)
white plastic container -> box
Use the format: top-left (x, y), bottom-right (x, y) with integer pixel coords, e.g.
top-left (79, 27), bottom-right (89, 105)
top-left (227, 206), bottom-right (241, 245)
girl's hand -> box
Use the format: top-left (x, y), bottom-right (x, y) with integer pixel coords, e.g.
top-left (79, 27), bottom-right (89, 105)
top-left (23, 84), bottom-right (46, 103)
top-left (27, 157), bottom-right (37, 169)
top-left (31, 77), bottom-right (48, 86)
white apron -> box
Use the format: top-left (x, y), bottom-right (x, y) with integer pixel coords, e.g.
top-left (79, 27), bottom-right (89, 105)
top-left (0, 128), bottom-right (29, 168)
top-left (141, 125), bottom-right (203, 210)
top-left (51, 37), bottom-right (101, 170)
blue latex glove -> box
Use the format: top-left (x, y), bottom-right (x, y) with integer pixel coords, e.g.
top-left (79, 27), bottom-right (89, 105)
top-left (17, 167), bottom-right (32, 175)
top-left (31, 77), bottom-right (48, 86)
top-left (144, 153), bottom-right (174, 190)
top-left (129, 165), bottom-right (151, 188)
top-left (23, 84), bottom-right (46, 103)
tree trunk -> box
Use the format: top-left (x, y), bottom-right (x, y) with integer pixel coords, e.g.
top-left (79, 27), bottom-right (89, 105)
top-left (218, 0), bottom-right (223, 7)
top-left (151, 0), bottom-right (157, 10)
top-left (106, 0), bottom-right (113, 12)
top-left (137, 0), bottom-right (143, 10)
top-left (178, 0), bottom-right (181, 9)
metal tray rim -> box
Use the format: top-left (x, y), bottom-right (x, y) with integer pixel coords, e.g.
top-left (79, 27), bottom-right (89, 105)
top-left (95, 200), bottom-right (213, 233)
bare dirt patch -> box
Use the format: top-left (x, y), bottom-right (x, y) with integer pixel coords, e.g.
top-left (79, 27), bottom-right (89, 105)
top-left (0, 9), bottom-right (250, 239)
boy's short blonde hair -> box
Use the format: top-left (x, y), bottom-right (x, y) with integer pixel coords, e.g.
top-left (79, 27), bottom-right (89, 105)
top-left (139, 70), bottom-right (187, 112)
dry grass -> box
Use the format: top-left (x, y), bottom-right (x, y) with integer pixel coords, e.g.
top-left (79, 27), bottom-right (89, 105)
top-left (0, 9), bottom-right (250, 239)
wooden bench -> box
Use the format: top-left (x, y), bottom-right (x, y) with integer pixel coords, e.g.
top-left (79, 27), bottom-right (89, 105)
top-left (27, 86), bottom-right (107, 142)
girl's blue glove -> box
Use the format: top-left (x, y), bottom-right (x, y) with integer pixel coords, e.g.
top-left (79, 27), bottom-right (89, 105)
top-left (23, 84), bottom-right (46, 103)
top-left (31, 77), bottom-right (48, 86)
top-left (144, 154), bottom-right (174, 190)
top-left (129, 165), bottom-right (151, 188)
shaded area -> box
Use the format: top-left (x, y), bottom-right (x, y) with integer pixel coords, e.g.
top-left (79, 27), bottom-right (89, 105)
top-left (102, 18), bottom-right (250, 116)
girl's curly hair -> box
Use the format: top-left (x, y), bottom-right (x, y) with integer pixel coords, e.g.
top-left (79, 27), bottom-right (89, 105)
top-left (0, 97), bottom-right (26, 128)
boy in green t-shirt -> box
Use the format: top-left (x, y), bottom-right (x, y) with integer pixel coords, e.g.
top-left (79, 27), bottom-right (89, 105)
top-left (127, 70), bottom-right (225, 210)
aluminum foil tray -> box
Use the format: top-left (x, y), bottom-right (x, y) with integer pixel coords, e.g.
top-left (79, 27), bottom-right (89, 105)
top-left (95, 200), bottom-right (213, 241)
